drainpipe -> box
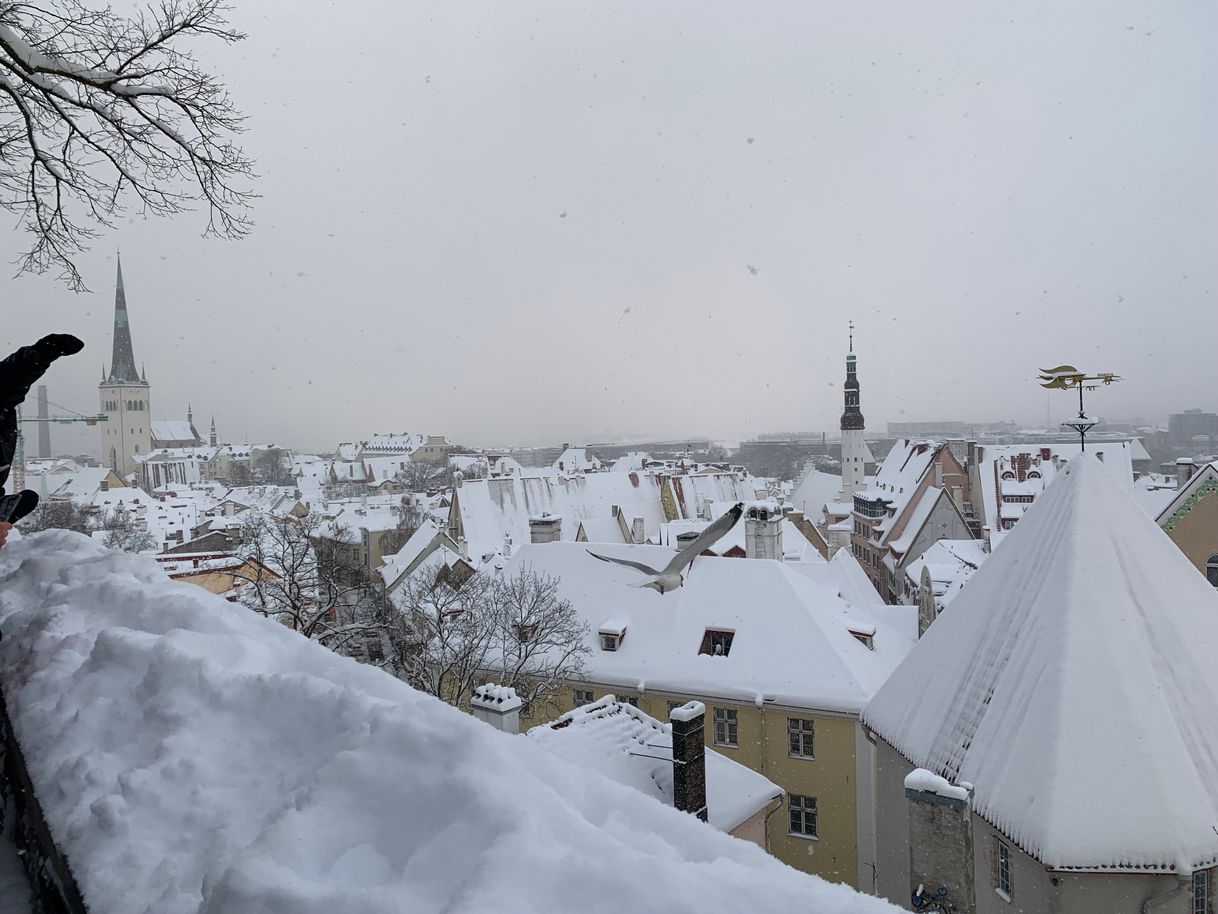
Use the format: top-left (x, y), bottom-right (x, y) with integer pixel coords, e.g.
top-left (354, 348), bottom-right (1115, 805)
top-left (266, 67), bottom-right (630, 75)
top-left (1141, 877), bottom-right (1190, 914)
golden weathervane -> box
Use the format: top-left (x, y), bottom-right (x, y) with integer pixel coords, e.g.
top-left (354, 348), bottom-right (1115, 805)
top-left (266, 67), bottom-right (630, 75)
top-left (1037, 365), bottom-right (1122, 451)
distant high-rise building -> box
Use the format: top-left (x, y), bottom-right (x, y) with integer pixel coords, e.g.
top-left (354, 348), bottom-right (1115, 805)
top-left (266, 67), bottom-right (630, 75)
top-left (98, 257), bottom-right (152, 478)
top-left (838, 325), bottom-right (870, 501)
top-left (1168, 409), bottom-right (1218, 449)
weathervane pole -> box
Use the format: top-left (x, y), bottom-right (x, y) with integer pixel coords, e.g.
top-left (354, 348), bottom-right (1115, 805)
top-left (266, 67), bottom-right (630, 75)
top-left (1037, 365), bottom-right (1122, 452)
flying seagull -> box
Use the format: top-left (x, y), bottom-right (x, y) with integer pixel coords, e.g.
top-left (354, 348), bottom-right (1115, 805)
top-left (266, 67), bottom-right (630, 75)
top-left (587, 502), bottom-right (745, 594)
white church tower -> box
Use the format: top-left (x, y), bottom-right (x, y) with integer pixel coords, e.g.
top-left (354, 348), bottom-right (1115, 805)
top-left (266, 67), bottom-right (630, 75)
top-left (838, 322), bottom-right (871, 501)
top-left (99, 257), bottom-right (152, 479)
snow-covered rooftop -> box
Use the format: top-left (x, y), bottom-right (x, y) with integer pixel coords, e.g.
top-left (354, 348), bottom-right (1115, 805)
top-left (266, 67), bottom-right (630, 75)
top-left (151, 420), bottom-right (199, 443)
top-left (528, 696), bottom-right (782, 833)
top-left (503, 542), bottom-right (910, 712)
top-left (862, 455), bottom-right (1218, 872)
top-left (0, 531), bottom-right (895, 914)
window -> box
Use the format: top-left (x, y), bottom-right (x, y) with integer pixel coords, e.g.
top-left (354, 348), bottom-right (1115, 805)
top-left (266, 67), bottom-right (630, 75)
top-left (572, 689), bottom-right (593, 708)
top-left (1207, 554), bottom-right (1218, 588)
top-left (788, 794), bottom-right (817, 838)
top-left (1195, 870), bottom-right (1211, 914)
top-left (788, 717), bottom-right (814, 758)
top-left (699, 629), bottom-right (734, 656)
top-left (600, 632), bottom-right (621, 651)
top-left (995, 838), bottom-right (1012, 900)
top-left (620, 695), bottom-right (638, 707)
top-left (667, 699), bottom-right (686, 717)
top-left (713, 707), bottom-right (737, 746)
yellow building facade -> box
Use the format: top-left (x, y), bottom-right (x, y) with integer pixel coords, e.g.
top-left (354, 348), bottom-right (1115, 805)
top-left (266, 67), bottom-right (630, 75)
top-left (523, 678), bottom-right (869, 886)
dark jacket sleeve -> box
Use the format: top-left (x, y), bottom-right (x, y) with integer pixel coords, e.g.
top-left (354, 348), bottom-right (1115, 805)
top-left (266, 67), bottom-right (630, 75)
top-left (0, 345), bottom-right (53, 411)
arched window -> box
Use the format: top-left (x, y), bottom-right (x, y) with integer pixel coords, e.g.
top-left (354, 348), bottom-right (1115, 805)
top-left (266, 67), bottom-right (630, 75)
top-left (1207, 554), bottom-right (1218, 588)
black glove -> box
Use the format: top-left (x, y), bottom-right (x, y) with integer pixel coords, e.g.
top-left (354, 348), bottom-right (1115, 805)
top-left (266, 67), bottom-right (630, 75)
top-left (34, 334), bottom-right (85, 360)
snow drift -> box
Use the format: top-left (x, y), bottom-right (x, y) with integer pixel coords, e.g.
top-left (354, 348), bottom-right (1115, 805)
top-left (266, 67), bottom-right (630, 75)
top-left (0, 531), bottom-right (895, 914)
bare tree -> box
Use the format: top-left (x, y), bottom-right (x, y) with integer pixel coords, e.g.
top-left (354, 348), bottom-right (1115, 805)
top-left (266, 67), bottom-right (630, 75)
top-left (324, 480), bottom-right (367, 500)
top-left (393, 460), bottom-right (448, 494)
top-left (0, 0), bottom-right (254, 289)
top-left (377, 495), bottom-right (426, 558)
top-left (390, 564), bottom-right (589, 713)
top-left (253, 447), bottom-right (294, 486)
top-left (16, 497), bottom-right (91, 533)
top-left (487, 566), bottom-right (590, 714)
top-left (391, 566), bottom-right (497, 707)
top-left (101, 502), bottom-right (155, 552)
top-left (226, 460), bottom-right (253, 487)
top-left (233, 512), bottom-right (389, 656)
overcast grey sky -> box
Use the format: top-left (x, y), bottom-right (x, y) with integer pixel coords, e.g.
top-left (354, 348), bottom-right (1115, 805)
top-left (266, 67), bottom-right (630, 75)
top-left (7, 0), bottom-right (1217, 454)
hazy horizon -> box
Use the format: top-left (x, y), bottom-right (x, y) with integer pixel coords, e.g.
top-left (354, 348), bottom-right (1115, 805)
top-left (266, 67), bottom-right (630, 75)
top-left (6, 0), bottom-right (1216, 457)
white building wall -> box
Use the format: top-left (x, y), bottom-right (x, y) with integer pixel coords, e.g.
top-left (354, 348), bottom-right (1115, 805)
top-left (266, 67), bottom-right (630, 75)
top-left (841, 430), bottom-right (868, 500)
top-left (100, 383), bottom-right (152, 479)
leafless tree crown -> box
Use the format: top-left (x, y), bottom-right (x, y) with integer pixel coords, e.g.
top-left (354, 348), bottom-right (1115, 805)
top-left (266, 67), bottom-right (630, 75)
top-left (0, 0), bottom-right (254, 289)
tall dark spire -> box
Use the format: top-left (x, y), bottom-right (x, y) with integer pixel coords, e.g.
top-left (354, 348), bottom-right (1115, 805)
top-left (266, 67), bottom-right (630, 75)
top-left (840, 322), bottom-right (864, 431)
top-left (107, 255), bottom-right (142, 384)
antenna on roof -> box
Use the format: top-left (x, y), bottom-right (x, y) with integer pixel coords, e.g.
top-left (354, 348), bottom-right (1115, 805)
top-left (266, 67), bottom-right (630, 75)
top-left (1037, 365), bottom-right (1122, 451)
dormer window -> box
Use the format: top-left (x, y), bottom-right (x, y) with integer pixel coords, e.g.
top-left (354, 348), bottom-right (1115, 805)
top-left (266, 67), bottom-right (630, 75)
top-left (599, 619), bottom-right (627, 651)
top-left (848, 622), bottom-right (876, 650)
top-left (700, 629), bottom-right (734, 657)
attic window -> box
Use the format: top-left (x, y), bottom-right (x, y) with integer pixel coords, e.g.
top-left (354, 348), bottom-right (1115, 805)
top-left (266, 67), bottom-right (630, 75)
top-left (848, 621), bottom-right (876, 651)
top-left (700, 629), bottom-right (734, 657)
top-left (599, 619), bottom-right (627, 651)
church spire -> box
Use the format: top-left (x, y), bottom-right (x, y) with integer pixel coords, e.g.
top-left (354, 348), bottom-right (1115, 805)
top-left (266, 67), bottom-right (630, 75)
top-left (107, 255), bottom-right (142, 384)
top-left (840, 322), bottom-right (864, 432)
top-left (837, 323), bottom-right (869, 506)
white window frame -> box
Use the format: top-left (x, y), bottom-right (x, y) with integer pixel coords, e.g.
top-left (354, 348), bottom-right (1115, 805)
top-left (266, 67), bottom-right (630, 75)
top-left (713, 706), bottom-right (738, 747)
top-left (995, 838), bottom-right (1012, 901)
top-left (787, 717), bottom-right (815, 758)
top-left (788, 794), bottom-right (817, 838)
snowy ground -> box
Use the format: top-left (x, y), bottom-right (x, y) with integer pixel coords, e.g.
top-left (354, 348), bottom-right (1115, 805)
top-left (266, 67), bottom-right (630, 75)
top-left (0, 531), bottom-right (897, 914)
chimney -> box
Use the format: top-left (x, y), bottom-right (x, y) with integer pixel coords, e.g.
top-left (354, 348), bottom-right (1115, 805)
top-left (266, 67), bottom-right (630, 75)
top-left (744, 503), bottom-right (782, 560)
top-left (470, 684), bottom-right (521, 734)
top-left (669, 701), bottom-right (708, 822)
top-left (503, 532), bottom-right (513, 559)
top-left (982, 525), bottom-right (992, 554)
top-left (966, 440), bottom-right (977, 472)
top-left (458, 536), bottom-right (469, 561)
top-left (631, 516), bottom-right (646, 544)
top-left (1177, 458), bottom-right (1197, 489)
top-left (529, 514), bottom-right (562, 544)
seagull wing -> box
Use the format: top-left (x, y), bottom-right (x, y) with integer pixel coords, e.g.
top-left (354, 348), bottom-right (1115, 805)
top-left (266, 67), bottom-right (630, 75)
top-left (662, 502), bottom-right (745, 576)
top-left (586, 550), bottom-right (662, 577)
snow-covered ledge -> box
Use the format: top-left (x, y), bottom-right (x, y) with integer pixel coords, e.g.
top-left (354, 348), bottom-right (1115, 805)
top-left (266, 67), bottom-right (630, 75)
top-left (0, 532), bottom-right (899, 914)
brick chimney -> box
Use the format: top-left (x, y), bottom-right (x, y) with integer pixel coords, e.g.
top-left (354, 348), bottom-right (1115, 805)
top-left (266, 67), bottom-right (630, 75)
top-left (744, 503), bottom-right (782, 560)
top-left (471, 684), bottom-right (522, 734)
top-left (529, 514), bottom-right (562, 544)
top-left (669, 701), bottom-right (708, 822)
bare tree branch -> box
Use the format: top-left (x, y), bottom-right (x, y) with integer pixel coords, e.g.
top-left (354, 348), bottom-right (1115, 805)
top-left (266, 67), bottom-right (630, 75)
top-left (0, 0), bottom-right (254, 289)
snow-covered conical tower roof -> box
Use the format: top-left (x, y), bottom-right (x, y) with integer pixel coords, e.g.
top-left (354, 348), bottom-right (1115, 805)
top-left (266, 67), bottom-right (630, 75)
top-left (862, 454), bottom-right (1218, 872)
